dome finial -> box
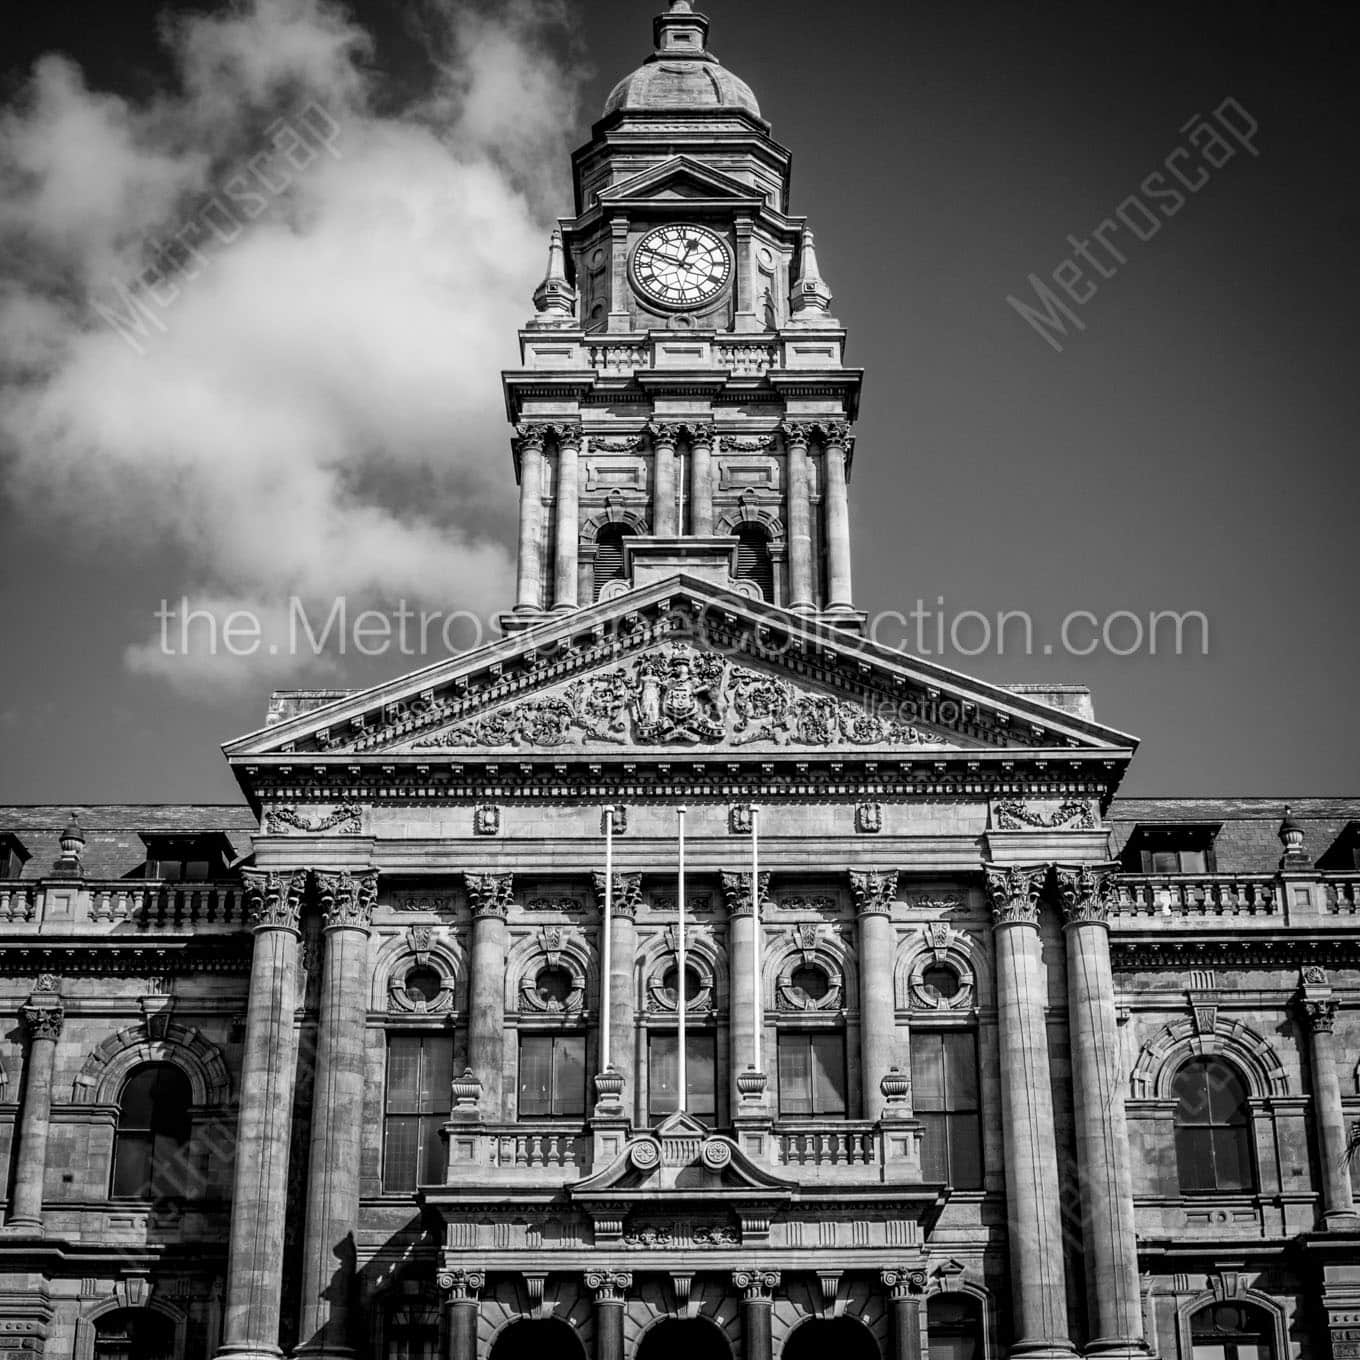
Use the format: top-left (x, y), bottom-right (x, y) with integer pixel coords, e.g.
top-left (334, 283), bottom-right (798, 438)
top-left (653, 0), bottom-right (710, 58)
top-left (530, 227), bottom-right (576, 327)
top-left (790, 227), bottom-right (835, 319)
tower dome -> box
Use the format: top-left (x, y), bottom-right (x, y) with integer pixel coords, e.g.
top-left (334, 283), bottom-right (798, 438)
top-left (603, 2), bottom-right (762, 120)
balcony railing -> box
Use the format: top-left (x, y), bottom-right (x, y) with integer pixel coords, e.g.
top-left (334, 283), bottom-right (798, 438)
top-left (0, 884), bottom-right (37, 923)
top-left (1113, 875), bottom-right (1279, 917)
top-left (1324, 876), bottom-right (1360, 913)
top-left (484, 1125), bottom-right (591, 1173)
top-left (774, 1121), bottom-right (877, 1168)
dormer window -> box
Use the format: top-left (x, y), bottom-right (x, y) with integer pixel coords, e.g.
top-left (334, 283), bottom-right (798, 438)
top-left (0, 834), bottom-right (29, 879)
top-left (1120, 824), bottom-right (1219, 875)
top-left (1318, 822), bottom-right (1360, 871)
top-left (141, 834), bottom-right (230, 882)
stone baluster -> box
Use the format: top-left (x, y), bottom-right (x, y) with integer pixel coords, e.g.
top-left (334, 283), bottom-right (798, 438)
top-left (554, 428), bottom-right (582, 611)
top-left (439, 1269), bottom-right (485, 1360)
top-left (1297, 971), bottom-right (1360, 1228)
top-left (852, 870), bottom-right (900, 1121)
top-left (782, 422), bottom-right (815, 612)
top-left (821, 422), bottom-right (854, 612)
top-left (985, 863), bottom-right (1075, 1360)
top-left (593, 870), bottom-right (642, 1116)
top-left (7, 978), bottom-right (65, 1233)
top-left (587, 1270), bottom-right (632, 1360)
top-left (513, 426), bottom-right (547, 613)
top-left (732, 1269), bottom-right (780, 1360)
top-left (881, 1267), bottom-right (927, 1360)
top-left (466, 874), bottom-right (514, 1121)
top-left (295, 870), bottom-right (378, 1360)
top-left (690, 425), bottom-right (716, 536)
top-left (216, 869), bottom-right (307, 1360)
top-left (1056, 864), bottom-right (1148, 1360)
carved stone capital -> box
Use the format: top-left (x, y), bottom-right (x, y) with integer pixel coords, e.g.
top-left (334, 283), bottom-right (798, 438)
top-left (731, 1268), bottom-right (781, 1302)
top-left (465, 872), bottom-right (514, 920)
top-left (593, 872), bottom-right (642, 920)
top-left (585, 1269), bottom-right (632, 1303)
top-left (722, 871), bottom-right (771, 917)
top-left (514, 423), bottom-right (551, 452)
top-left (779, 419), bottom-right (813, 447)
top-left (315, 870), bottom-right (378, 931)
top-left (1301, 997), bottom-right (1339, 1035)
top-left (242, 868), bottom-right (307, 933)
top-left (647, 420), bottom-right (683, 446)
top-left (20, 996), bottom-right (64, 1041)
top-left (984, 863), bottom-right (1048, 927)
top-left (1054, 863), bottom-right (1118, 926)
top-left (687, 422), bottom-right (715, 448)
top-left (437, 1269), bottom-right (485, 1302)
top-left (850, 869), bottom-right (898, 917)
top-left (817, 419), bottom-right (853, 448)
top-left (880, 1266), bottom-right (928, 1300)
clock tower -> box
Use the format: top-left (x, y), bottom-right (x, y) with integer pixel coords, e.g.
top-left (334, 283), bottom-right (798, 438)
top-left (502, 0), bottom-right (864, 635)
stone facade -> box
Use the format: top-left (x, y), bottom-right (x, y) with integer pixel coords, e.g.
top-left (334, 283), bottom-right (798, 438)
top-left (2, 6), bottom-right (1358, 1360)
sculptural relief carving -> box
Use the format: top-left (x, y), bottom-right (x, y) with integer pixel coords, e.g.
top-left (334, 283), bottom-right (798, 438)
top-left (994, 799), bottom-right (1096, 831)
top-left (264, 804), bottom-right (363, 835)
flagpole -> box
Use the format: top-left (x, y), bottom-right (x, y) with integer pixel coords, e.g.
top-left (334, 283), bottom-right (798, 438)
top-left (677, 806), bottom-right (687, 1114)
top-left (601, 805), bottom-right (614, 1074)
top-left (751, 805), bottom-right (761, 1073)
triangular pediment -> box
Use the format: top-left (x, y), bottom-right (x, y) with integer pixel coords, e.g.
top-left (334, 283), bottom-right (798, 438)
top-left (599, 156), bottom-right (765, 210)
top-left (225, 579), bottom-right (1136, 767)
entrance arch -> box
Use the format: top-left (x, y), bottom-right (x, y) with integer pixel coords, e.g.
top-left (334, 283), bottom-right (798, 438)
top-left (639, 1317), bottom-right (734, 1360)
top-left (491, 1318), bottom-right (588, 1360)
top-left (784, 1317), bottom-right (879, 1360)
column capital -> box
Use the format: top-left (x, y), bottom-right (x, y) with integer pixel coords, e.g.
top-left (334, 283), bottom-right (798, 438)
top-left (1054, 863), bottom-right (1119, 927)
top-left (985, 863), bottom-right (1048, 927)
top-left (466, 872), bottom-right (514, 919)
top-left (1300, 997), bottom-right (1339, 1034)
top-left (722, 870), bottom-right (771, 917)
top-left (815, 419), bottom-right (854, 448)
top-left (647, 420), bottom-right (683, 447)
top-left (553, 424), bottom-right (584, 451)
top-left (779, 419), bottom-right (814, 447)
top-left (687, 422), bottom-right (715, 447)
top-left (880, 1266), bottom-right (928, 1300)
top-left (315, 869), bottom-right (377, 931)
top-left (585, 1269), bottom-right (632, 1302)
top-left (851, 869), bottom-right (898, 917)
top-left (438, 1269), bottom-right (486, 1302)
top-left (242, 868), bottom-right (307, 933)
top-left (593, 871), bottom-right (642, 920)
top-left (731, 1268), bottom-right (781, 1302)
top-left (19, 995), bottom-right (64, 1041)
top-left (514, 423), bottom-right (551, 452)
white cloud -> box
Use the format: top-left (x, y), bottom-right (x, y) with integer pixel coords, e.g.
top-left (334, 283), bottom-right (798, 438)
top-left (0, 0), bottom-right (586, 693)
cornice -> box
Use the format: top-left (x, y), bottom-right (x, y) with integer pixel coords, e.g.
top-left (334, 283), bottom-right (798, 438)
top-left (1111, 935), bottom-right (1360, 971)
top-left (0, 942), bottom-right (253, 976)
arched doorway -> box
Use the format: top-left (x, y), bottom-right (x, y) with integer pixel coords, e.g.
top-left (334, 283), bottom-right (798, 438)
top-left (639, 1317), bottom-right (733, 1360)
top-left (490, 1318), bottom-right (587, 1360)
top-left (92, 1308), bottom-right (176, 1360)
top-left (784, 1317), bottom-right (879, 1360)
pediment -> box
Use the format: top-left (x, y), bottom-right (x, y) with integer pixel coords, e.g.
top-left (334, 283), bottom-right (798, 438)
top-left (225, 578), bottom-right (1137, 763)
top-left (599, 156), bottom-right (765, 210)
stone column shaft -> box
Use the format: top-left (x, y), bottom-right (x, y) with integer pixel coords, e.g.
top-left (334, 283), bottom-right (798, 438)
top-left (554, 436), bottom-right (581, 611)
top-left (467, 874), bottom-right (512, 1120)
top-left (217, 870), bottom-right (306, 1360)
top-left (1058, 866), bottom-right (1146, 1360)
top-left (892, 1298), bottom-right (923, 1360)
top-left (987, 865), bottom-right (1074, 1360)
top-left (853, 871), bottom-right (899, 1122)
top-left (652, 431), bottom-right (679, 537)
top-left (823, 432), bottom-right (854, 611)
top-left (1301, 995), bottom-right (1358, 1226)
top-left (691, 432), bottom-right (715, 536)
top-left (724, 871), bottom-right (769, 1109)
top-left (514, 432), bottom-right (545, 613)
top-left (296, 871), bottom-right (376, 1360)
top-left (784, 426), bottom-right (814, 611)
top-left (8, 987), bottom-right (64, 1232)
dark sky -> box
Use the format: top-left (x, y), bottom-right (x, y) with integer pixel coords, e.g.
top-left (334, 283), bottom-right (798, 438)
top-left (1, 0), bottom-right (1357, 804)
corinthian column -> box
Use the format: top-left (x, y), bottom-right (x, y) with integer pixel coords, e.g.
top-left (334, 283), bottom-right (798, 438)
top-left (593, 871), bottom-right (641, 1115)
top-left (1297, 975), bottom-right (1360, 1229)
top-left (782, 422), bottom-right (814, 612)
top-left (650, 422), bottom-right (680, 537)
top-left (554, 429), bottom-right (582, 611)
top-left (466, 873), bottom-right (513, 1120)
top-left (6, 978), bottom-right (64, 1233)
top-left (1055, 865), bottom-right (1147, 1360)
top-left (690, 425), bottom-right (715, 535)
top-left (216, 869), bottom-right (306, 1360)
top-left (852, 870), bottom-right (899, 1121)
top-left (985, 864), bottom-right (1075, 1360)
top-left (514, 425), bottom-right (547, 613)
top-left (296, 870), bottom-right (377, 1360)
top-left (732, 1269), bottom-right (780, 1360)
top-left (821, 423), bottom-right (854, 612)
top-left (723, 869), bottom-right (772, 1112)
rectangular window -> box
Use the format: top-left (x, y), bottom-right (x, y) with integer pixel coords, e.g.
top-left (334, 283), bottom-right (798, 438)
top-left (648, 1032), bottom-right (717, 1119)
top-left (383, 1033), bottom-right (454, 1193)
top-left (518, 1033), bottom-right (587, 1118)
top-left (911, 1030), bottom-right (983, 1189)
top-left (777, 1031), bottom-right (847, 1117)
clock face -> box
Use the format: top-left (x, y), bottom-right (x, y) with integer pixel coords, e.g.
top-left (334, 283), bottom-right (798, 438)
top-left (631, 224), bottom-right (732, 309)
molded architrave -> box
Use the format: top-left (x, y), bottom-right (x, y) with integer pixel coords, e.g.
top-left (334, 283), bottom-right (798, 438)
top-left (1129, 1016), bottom-right (1290, 1100)
top-left (71, 1022), bottom-right (231, 1107)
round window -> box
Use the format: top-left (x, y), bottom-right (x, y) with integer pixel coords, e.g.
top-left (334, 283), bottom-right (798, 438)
top-left (789, 964), bottom-right (831, 1003)
top-left (662, 965), bottom-right (702, 1004)
top-left (922, 964), bottom-right (961, 1000)
top-left (405, 966), bottom-right (442, 1006)
top-left (535, 966), bottom-right (574, 1006)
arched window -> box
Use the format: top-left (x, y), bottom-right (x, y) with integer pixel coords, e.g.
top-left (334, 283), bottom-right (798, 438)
top-left (1190, 1303), bottom-right (1275, 1360)
top-left (93, 1308), bottom-right (176, 1360)
top-left (1174, 1057), bottom-right (1255, 1192)
top-left (111, 1063), bottom-right (192, 1199)
top-left (734, 523), bottom-right (774, 601)
top-left (928, 1294), bottom-right (984, 1360)
top-left (593, 524), bottom-right (634, 600)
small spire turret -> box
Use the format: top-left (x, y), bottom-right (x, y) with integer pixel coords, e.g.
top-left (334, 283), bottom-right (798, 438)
top-left (790, 228), bottom-right (835, 320)
top-left (530, 228), bottom-right (576, 326)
